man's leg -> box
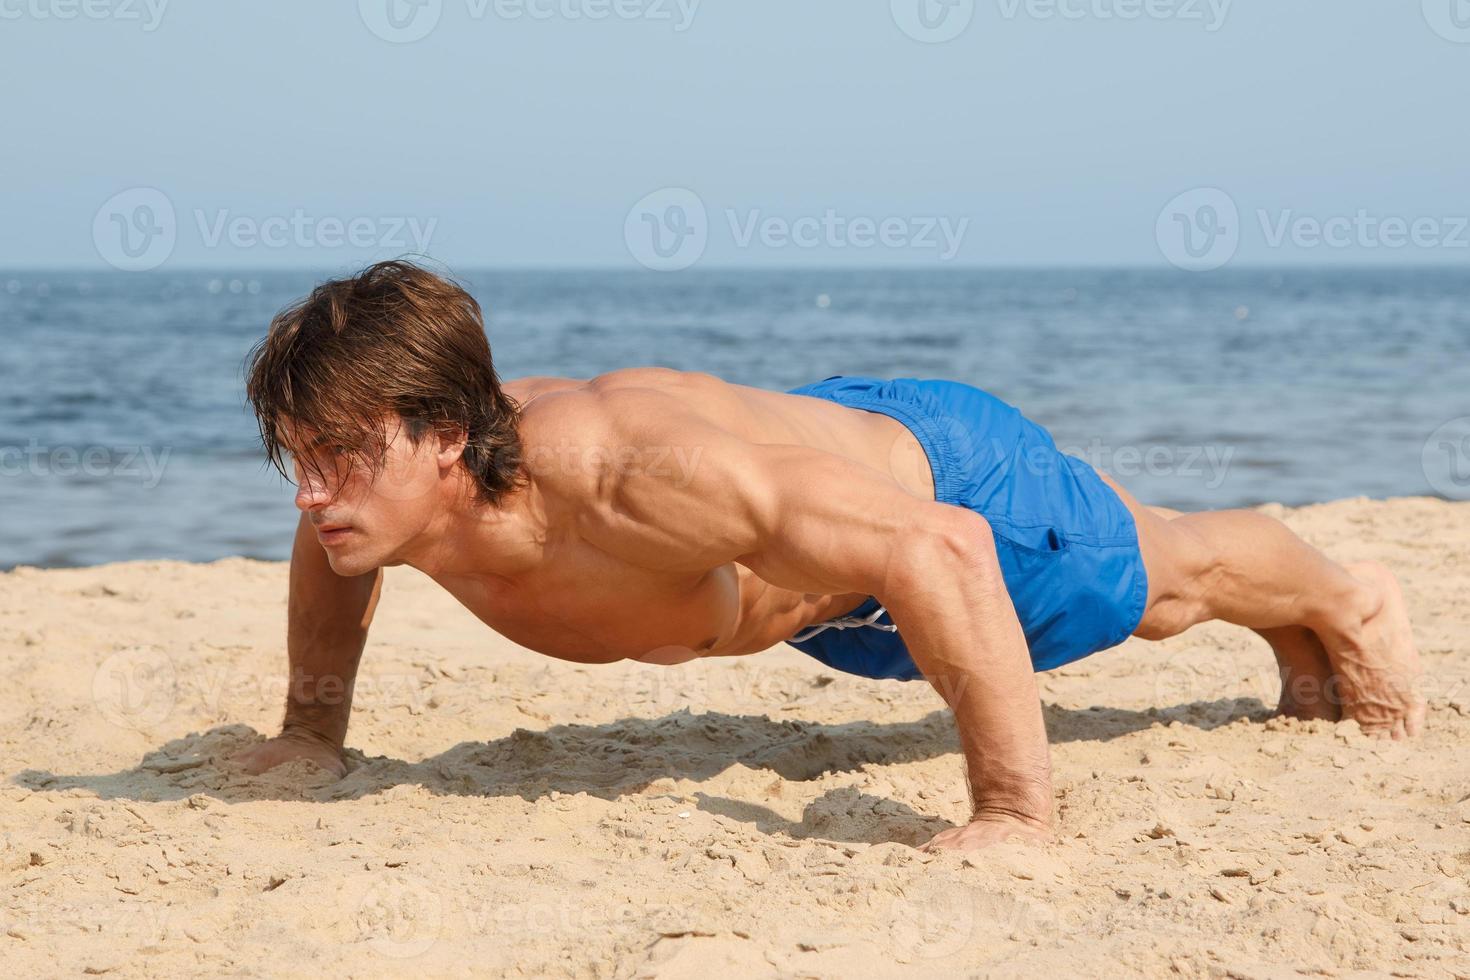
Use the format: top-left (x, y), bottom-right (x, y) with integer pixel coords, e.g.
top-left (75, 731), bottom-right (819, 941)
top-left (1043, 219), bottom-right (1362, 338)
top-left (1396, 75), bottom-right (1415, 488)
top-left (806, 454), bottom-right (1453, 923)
top-left (1096, 475), bottom-right (1425, 738)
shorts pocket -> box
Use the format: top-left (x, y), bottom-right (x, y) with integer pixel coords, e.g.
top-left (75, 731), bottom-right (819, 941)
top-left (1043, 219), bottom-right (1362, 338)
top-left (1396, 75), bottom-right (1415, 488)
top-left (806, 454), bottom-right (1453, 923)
top-left (990, 522), bottom-right (1069, 559)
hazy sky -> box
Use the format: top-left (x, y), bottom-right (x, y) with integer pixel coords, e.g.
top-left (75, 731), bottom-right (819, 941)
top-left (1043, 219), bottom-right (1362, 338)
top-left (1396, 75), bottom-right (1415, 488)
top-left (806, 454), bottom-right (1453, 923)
top-left (3, 1), bottom-right (1467, 269)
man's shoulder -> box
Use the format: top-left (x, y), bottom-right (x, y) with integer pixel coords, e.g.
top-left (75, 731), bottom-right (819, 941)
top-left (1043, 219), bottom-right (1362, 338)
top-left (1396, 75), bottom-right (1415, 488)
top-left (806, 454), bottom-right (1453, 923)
top-left (516, 367), bottom-right (732, 443)
top-left (515, 367), bottom-right (741, 499)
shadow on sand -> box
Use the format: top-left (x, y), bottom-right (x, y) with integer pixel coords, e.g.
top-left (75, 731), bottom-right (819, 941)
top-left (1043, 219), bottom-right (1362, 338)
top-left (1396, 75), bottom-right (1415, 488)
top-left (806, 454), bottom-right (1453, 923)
top-left (13, 697), bottom-right (1272, 846)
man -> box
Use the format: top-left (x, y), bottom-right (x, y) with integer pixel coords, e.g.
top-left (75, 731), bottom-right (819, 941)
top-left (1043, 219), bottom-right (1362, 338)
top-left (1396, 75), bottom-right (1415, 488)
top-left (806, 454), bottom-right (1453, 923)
top-left (231, 260), bottom-right (1425, 852)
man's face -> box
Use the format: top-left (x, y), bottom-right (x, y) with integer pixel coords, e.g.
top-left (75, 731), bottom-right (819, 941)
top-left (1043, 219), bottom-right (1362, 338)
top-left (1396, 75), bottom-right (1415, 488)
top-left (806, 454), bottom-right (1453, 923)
top-left (283, 413), bottom-right (450, 575)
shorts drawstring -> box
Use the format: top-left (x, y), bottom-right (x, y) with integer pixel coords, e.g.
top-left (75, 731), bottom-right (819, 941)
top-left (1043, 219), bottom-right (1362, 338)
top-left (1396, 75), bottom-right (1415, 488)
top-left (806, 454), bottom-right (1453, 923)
top-left (788, 603), bottom-right (899, 644)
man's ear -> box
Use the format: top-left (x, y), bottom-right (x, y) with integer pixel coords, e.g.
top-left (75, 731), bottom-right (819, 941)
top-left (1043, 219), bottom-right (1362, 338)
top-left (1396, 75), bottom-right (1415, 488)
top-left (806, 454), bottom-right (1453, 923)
top-left (434, 426), bottom-right (468, 467)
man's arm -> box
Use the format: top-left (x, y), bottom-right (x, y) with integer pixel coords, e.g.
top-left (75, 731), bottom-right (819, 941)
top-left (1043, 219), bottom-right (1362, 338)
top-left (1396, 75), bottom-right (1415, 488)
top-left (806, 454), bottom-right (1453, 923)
top-left (231, 513), bottom-right (382, 777)
top-left (568, 390), bottom-right (1052, 848)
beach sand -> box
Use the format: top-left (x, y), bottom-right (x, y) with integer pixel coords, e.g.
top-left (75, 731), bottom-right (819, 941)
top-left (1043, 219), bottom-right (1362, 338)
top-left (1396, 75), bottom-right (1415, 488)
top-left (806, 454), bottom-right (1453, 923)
top-left (1, 496), bottom-right (1467, 977)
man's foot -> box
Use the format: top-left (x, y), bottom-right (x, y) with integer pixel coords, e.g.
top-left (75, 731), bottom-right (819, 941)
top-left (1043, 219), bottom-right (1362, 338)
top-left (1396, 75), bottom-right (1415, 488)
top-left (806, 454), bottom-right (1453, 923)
top-left (1322, 561), bottom-right (1426, 739)
top-left (1258, 625), bottom-right (1341, 722)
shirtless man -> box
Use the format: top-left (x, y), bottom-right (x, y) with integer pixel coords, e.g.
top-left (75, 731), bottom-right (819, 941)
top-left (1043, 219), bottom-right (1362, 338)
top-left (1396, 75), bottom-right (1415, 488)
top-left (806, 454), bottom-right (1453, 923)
top-left (231, 260), bottom-right (1425, 852)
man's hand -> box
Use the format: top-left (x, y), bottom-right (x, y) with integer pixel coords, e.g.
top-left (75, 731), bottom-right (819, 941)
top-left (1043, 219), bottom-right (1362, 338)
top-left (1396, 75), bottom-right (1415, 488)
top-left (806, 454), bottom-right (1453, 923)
top-left (920, 814), bottom-right (1053, 852)
top-left (229, 728), bottom-right (347, 779)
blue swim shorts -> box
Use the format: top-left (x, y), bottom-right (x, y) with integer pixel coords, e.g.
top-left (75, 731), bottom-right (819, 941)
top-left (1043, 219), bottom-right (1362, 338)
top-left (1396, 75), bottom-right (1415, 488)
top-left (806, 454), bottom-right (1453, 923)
top-left (783, 375), bottom-right (1149, 680)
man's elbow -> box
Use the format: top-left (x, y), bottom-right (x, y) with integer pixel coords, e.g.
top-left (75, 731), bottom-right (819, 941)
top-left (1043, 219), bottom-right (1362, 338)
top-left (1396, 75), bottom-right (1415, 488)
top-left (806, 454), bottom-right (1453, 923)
top-left (887, 507), bottom-right (1005, 596)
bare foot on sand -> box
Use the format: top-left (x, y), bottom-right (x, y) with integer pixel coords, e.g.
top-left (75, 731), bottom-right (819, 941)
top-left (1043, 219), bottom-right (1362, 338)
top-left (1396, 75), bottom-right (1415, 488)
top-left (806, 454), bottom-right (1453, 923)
top-left (1258, 625), bottom-right (1342, 722)
top-left (1323, 561), bottom-right (1426, 739)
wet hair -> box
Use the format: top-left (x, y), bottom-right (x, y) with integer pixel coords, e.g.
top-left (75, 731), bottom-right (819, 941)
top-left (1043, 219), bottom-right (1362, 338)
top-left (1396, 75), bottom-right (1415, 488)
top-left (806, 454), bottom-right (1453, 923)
top-left (245, 260), bottom-right (524, 504)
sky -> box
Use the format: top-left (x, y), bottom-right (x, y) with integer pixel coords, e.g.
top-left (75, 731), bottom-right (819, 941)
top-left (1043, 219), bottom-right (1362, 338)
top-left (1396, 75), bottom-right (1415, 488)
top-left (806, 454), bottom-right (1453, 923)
top-left (3, 1), bottom-right (1468, 270)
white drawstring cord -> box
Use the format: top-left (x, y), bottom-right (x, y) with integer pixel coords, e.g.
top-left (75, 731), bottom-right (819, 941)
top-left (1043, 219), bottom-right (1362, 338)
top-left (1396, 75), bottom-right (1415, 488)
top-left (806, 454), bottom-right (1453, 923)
top-left (788, 603), bottom-right (899, 643)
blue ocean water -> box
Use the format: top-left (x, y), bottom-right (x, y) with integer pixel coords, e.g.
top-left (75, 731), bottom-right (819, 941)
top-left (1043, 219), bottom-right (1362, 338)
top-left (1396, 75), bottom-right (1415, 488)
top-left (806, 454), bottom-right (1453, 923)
top-left (2, 268), bottom-right (1466, 569)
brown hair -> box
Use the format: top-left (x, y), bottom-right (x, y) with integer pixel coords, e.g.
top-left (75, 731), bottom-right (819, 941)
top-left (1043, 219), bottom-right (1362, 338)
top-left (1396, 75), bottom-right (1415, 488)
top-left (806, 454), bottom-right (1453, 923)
top-left (245, 260), bottom-right (524, 505)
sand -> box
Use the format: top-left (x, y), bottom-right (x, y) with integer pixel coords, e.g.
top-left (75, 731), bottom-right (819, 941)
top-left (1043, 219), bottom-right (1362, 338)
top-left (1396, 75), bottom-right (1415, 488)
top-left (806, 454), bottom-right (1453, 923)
top-left (1, 496), bottom-right (1467, 978)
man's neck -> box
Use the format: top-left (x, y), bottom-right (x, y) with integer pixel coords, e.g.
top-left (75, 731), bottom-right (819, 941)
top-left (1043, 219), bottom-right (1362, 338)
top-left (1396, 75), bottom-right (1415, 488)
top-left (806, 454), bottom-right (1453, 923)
top-left (394, 468), bottom-right (548, 582)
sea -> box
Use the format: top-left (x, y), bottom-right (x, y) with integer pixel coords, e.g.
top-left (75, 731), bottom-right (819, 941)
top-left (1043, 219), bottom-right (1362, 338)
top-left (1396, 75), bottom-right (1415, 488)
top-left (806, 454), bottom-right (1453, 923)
top-left (2, 268), bottom-right (1466, 569)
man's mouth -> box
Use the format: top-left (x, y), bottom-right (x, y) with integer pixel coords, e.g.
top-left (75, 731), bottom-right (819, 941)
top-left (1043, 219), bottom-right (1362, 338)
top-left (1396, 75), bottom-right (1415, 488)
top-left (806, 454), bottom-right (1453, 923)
top-left (315, 523), bottom-right (354, 544)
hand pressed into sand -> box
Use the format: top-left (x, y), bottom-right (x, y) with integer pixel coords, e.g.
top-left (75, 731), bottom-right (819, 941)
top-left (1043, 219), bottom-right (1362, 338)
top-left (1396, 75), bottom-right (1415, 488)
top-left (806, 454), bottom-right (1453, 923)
top-left (920, 812), bottom-right (1053, 852)
top-left (229, 726), bottom-right (348, 780)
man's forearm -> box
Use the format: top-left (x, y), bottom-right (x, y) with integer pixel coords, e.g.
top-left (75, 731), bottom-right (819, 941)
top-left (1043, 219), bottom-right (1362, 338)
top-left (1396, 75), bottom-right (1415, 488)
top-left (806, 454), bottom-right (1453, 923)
top-left (882, 516), bottom-right (1053, 826)
top-left (281, 516), bottom-right (381, 748)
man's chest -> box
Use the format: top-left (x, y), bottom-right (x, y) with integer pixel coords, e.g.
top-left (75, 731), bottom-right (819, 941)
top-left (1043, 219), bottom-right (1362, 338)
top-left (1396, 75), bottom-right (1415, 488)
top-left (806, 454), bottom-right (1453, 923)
top-left (435, 555), bottom-right (745, 665)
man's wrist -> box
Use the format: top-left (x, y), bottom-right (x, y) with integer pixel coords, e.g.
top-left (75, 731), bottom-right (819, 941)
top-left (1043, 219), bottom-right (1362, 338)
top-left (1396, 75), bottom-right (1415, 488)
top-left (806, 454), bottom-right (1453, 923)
top-left (970, 803), bottom-right (1054, 830)
top-left (279, 717), bottom-right (346, 751)
top-left (969, 769), bottom-right (1054, 828)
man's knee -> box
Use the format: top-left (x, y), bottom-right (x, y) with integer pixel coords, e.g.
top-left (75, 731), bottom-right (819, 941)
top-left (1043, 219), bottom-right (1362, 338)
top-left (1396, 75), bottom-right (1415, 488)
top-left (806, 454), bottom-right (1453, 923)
top-left (1133, 520), bottom-right (1222, 641)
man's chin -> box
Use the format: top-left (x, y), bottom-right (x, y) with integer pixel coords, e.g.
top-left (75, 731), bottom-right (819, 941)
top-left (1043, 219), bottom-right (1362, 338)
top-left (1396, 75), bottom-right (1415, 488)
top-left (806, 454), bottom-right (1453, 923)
top-left (325, 549), bottom-right (380, 578)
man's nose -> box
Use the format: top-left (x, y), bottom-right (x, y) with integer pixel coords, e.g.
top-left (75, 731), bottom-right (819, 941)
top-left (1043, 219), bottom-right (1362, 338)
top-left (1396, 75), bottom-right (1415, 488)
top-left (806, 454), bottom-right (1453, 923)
top-left (294, 471), bottom-right (334, 511)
